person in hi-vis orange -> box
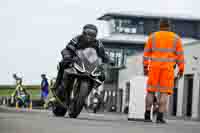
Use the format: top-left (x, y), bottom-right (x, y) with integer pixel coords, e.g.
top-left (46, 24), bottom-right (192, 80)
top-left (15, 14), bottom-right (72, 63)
top-left (143, 19), bottom-right (185, 123)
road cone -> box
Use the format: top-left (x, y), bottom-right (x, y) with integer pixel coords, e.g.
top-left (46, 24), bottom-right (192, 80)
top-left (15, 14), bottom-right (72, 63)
top-left (16, 102), bottom-right (19, 111)
top-left (28, 101), bottom-right (32, 111)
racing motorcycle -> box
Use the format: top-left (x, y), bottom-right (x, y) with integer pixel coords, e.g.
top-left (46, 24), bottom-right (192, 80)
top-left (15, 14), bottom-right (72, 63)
top-left (52, 47), bottom-right (107, 118)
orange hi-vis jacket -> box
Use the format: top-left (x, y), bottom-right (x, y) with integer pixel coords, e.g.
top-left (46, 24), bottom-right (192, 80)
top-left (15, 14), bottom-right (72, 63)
top-left (143, 31), bottom-right (185, 71)
top-left (143, 31), bottom-right (185, 94)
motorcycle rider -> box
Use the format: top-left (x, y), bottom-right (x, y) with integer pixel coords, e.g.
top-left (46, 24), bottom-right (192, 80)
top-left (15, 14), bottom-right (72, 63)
top-left (12, 74), bottom-right (29, 98)
top-left (52, 24), bottom-right (114, 104)
top-left (11, 77), bottom-right (31, 108)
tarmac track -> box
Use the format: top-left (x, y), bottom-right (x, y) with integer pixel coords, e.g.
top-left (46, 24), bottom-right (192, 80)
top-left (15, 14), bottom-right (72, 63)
top-left (0, 106), bottom-right (200, 133)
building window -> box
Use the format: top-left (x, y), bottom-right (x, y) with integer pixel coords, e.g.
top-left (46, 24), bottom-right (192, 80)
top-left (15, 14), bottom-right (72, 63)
top-left (172, 21), bottom-right (198, 38)
top-left (106, 48), bottom-right (126, 68)
top-left (126, 48), bottom-right (143, 56)
top-left (113, 19), bottom-right (137, 34)
top-left (106, 48), bottom-right (143, 67)
top-left (137, 21), bottom-right (144, 34)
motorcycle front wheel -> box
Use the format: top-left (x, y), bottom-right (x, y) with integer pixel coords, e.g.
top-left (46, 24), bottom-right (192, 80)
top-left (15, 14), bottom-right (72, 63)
top-left (68, 80), bottom-right (90, 118)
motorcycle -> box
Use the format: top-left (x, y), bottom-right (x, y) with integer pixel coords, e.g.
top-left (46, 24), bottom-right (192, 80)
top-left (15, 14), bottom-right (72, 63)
top-left (52, 47), bottom-right (106, 118)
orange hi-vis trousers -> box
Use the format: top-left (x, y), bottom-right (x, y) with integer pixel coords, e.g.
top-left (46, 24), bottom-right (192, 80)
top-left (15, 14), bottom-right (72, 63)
top-left (146, 67), bottom-right (174, 95)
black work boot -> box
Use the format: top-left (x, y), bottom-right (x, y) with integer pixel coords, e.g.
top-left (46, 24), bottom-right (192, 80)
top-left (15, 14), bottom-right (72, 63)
top-left (144, 111), bottom-right (152, 122)
top-left (156, 112), bottom-right (166, 124)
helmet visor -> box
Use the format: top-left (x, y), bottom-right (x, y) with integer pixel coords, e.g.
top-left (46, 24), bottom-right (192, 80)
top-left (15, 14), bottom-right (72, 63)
top-left (83, 28), bottom-right (97, 42)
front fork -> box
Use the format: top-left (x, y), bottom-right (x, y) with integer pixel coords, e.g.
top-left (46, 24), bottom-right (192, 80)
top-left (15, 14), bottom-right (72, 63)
top-left (69, 78), bottom-right (94, 108)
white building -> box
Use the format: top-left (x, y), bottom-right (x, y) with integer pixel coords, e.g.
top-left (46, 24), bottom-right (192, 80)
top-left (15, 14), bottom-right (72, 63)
top-left (98, 11), bottom-right (200, 114)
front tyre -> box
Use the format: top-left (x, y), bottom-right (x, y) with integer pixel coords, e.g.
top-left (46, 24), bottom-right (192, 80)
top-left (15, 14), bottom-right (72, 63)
top-left (68, 80), bottom-right (90, 118)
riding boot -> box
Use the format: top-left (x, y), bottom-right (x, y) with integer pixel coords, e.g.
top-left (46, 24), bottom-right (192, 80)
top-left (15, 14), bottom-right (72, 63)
top-left (55, 82), bottom-right (66, 101)
top-left (53, 63), bottom-right (64, 91)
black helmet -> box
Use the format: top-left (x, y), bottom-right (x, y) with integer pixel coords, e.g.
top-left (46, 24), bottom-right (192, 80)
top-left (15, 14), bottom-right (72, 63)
top-left (83, 24), bottom-right (98, 33)
top-left (82, 24), bottom-right (98, 43)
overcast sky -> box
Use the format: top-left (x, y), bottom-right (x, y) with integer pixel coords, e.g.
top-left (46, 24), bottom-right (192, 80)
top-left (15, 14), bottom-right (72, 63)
top-left (0, 0), bottom-right (199, 85)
